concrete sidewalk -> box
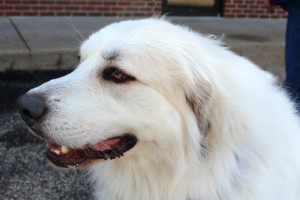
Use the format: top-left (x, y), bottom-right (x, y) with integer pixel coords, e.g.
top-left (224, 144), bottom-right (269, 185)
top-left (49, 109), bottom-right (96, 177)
top-left (0, 17), bottom-right (287, 80)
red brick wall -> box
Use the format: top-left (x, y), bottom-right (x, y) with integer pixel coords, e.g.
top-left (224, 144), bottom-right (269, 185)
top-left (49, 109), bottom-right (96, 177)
top-left (223, 0), bottom-right (287, 18)
top-left (0, 0), bottom-right (287, 18)
top-left (0, 0), bottom-right (162, 17)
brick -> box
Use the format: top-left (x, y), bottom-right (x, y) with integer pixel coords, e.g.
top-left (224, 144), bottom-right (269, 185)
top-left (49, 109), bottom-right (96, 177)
top-left (273, 5), bottom-right (281, 9)
top-left (116, 12), bottom-right (124, 17)
top-left (104, 12), bottom-right (117, 16)
top-left (40, 11), bottom-right (55, 16)
top-left (72, 1), bottom-right (87, 5)
top-left (244, 9), bottom-right (254, 14)
top-left (5, 11), bottom-right (22, 16)
top-left (223, 8), bottom-right (232, 14)
top-left (57, 11), bottom-right (71, 16)
top-left (88, 12), bottom-right (103, 16)
top-left (23, 11), bottom-right (38, 16)
top-left (15, 6), bottom-right (31, 10)
top-left (249, 5), bottom-right (259, 9)
top-left (72, 12), bottom-right (87, 16)
top-left (271, 15), bottom-right (279, 18)
top-left (81, 6), bottom-right (95, 11)
top-left (276, 10), bottom-right (287, 15)
top-left (140, 7), bottom-right (152, 12)
top-left (133, 2), bottom-right (146, 6)
top-left (249, 14), bottom-right (258, 18)
top-left (66, 6), bottom-right (80, 10)
top-left (133, 13), bottom-right (145, 17)
top-left (56, 0), bottom-right (71, 5)
top-left (233, 0), bottom-right (243, 3)
top-left (126, 7), bottom-right (139, 12)
top-left (103, 2), bottom-right (117, 6)
top-left (111, 7), bottom-right (124, 11)
top-left (40, 0), bottom-right (55, 4)
top-left (237, 14), bottom-right (247, 18)
top-left (0, 12), bottom-right (3, 16)
top-left (146, 13), bottom-right (155, 17)
top-left (96, 7), bottom-right (110, 11)
top-left (259, 14), bottom-right (270, 18)
top-left (23, 0), bottom-right (38, 4)
top-left (281, 14), bottom-right (287, 18)
top-left (88, 1), bottom-right (102, 5)
top-left (5, 0), bottom-right (21, 4)
top-left (123, 12), bottom-right (132, 17)
top-left (237, 4), bottom-right (248, 9)
top-left (231, 9), bottom-right (242, 14)
top-left (255, 10), bottom-right (266, 14)
top-left (118, 2), bottom-right (132, 6)
top-left (49, 6), bottom-right (64, 10)
top-left (32, 6), bottom-right (48, 10)
top-left (0, 5), bottom-right (14, 10)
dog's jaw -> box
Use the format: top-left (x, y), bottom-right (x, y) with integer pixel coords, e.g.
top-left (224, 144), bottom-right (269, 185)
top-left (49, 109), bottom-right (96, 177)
top-left (45, 134), bottom-right (137, 168)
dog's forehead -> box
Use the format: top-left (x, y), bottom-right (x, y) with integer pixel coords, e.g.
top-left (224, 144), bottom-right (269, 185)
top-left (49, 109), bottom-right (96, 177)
top-left (80, 19), bottom-right (175, 60)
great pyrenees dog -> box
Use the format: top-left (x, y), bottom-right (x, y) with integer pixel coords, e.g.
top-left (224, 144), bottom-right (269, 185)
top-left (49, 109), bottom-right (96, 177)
top-left (18, 18), bottom-right (300, 200)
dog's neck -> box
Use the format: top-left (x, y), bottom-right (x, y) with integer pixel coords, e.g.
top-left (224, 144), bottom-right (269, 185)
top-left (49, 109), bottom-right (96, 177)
top-left (89, 143), bottom-right (187, 199)
top-left (89, 141), bottom-right (241, 200)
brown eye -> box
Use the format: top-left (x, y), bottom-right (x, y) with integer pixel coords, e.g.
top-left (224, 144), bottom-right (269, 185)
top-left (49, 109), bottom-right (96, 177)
top-left (102, 67), bottom-right (136, 83)
top-left (112, 70), bottom-right (126, 80)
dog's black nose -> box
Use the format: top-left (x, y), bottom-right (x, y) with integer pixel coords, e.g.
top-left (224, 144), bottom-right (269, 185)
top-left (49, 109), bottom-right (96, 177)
top-left (17, 93), bottom-right (47, 126)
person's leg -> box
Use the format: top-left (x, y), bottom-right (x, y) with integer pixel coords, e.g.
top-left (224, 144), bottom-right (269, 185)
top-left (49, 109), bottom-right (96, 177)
top-left (284, 7), bottom-right (300, 114)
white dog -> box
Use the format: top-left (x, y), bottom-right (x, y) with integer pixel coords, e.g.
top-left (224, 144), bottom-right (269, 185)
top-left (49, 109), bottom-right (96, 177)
top-left (18, 18), bottom-right (300, 200)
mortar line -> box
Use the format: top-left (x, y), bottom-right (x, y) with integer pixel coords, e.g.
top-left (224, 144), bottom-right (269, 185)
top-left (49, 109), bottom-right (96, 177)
top-left (9, 18), bottom-right (31, 53)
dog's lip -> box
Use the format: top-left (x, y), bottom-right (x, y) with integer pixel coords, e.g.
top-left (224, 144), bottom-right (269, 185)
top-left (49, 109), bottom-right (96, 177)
top-left (45, 134), bottom-right (137, 168)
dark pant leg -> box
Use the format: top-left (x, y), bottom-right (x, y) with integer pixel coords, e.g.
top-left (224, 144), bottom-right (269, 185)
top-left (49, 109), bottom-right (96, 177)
top-left (284, 7), bottom-right (300, 114)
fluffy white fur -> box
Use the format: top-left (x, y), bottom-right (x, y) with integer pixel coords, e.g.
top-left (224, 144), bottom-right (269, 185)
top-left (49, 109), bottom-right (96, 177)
top-left (29, 18), bottom-right (300, 200)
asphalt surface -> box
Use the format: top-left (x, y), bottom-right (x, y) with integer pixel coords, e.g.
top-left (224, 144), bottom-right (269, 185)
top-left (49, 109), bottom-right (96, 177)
top-left (0, 70), bottom-right (93, 200)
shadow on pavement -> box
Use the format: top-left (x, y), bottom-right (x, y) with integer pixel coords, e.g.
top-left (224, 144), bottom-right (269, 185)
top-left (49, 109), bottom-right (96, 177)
top-left (0, 70), bottom-right (93, 200)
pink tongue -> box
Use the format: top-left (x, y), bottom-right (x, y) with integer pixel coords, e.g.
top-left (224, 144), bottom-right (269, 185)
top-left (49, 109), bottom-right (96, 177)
top-left (90, 139), bottom-right (121, 151)
top-left (46, 138), bottom-right (121, 151)
top-left (46, 140), bottom-right (62, 151)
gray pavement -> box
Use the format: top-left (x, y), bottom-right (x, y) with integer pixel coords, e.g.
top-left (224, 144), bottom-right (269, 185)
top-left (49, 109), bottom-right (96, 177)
top-left (0, 71), bottom-right (92, 200)
top-left (0, 16), bottom-right (287, 80)
top-left (0, 17), bottom-right (287, 200)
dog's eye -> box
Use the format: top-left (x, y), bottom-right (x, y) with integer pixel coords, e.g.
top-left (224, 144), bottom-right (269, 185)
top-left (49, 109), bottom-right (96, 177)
top-left (112, 70), bottom-right (126, 80)
top-left (77, 55), bottom-right (81, 60)
top-left (103, 67), bottom-right (135, 83)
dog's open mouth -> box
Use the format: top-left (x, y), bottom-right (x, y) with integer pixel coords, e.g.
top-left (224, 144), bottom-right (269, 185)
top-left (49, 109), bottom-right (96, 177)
top-left (45, 134), bottom-right (137, 168)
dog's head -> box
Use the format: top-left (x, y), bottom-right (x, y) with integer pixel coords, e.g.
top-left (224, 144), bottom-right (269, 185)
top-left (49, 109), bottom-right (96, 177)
top-left (18, 19), bottom-right (216, 169)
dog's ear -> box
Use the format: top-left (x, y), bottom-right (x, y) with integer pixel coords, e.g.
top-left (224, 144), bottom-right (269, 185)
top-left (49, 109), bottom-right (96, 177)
top-left (185, 79), bottom-right (213, 135)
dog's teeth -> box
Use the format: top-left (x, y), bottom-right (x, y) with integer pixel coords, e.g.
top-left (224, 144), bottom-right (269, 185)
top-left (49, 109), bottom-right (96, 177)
top-left (61, 145), bottom-right (69, 154)
top-left (53, 150), bottom-right (60, 155)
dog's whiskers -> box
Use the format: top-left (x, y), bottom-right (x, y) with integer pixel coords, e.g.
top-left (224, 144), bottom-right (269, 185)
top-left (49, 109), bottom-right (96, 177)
top-left (102, 140), bottom-right (121, 158)
top-left (64, 17), bottom-right (85, 42)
